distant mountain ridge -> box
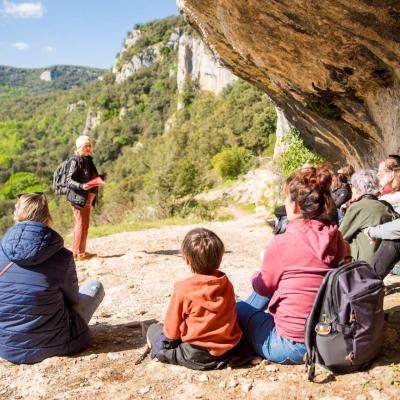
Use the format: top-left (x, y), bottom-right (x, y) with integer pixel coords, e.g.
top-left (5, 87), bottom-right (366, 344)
top-left (0, 65), bottom-right (105, 97)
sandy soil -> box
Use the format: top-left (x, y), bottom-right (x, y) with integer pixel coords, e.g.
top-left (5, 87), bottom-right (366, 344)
top-left (0, 211), bottom-right (399, 400)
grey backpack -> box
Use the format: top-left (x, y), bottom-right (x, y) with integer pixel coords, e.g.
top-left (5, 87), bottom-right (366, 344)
top-left (52, 156), bottom-right (79, 195)
top-left (304, 261), bottom-right (384, 381)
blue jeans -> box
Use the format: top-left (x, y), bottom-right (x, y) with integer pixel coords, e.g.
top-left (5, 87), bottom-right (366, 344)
top-left (236, 292), bottom-right (306, 364)
top-left (73, 280), bottom-right (105, 324)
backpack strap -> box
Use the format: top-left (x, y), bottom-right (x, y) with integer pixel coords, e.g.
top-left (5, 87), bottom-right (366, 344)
top-left (307, 347), bottom-right (316, 381)
top-left (379, 199), bottom-right (400, 219)
top-left (0, 261), bottom-right (14, 277)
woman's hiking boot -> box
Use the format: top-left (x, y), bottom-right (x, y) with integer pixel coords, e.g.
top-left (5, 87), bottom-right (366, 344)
top-left (74, 252), bottom-right (97, 261)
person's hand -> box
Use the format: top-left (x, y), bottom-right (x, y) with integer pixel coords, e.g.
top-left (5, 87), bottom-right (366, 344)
top-left (81, 183), bottom-right (90, 190)
top-left (363, 227), bottom-right (376, 244)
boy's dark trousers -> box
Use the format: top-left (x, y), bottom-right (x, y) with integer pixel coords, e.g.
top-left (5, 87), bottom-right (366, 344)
top-left (147, 323), bottom-right (242, 371)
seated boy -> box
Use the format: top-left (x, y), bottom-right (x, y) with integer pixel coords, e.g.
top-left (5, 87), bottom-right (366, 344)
top-left (147, 228), bottom-right (243, 370)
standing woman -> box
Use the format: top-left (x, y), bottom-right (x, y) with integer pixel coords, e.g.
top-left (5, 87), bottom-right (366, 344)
top-left (236, 166), bottom-right (347, 364)
top-left (66, 135), bottom-right (104, 261)
top-left (0, 193), bottom-right (104, 364)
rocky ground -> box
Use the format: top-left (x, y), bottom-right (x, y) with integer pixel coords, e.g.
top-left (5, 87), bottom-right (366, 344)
top-left (0, 211), bottom-right (399, 400)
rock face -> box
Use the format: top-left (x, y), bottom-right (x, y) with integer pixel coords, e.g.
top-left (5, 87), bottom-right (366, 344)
top-left (113, 26), bottom-right (236, 96)
top-left (39, 70), bottom-right (52, 82)
top-left (177, 0), bottom-right (400, 167)
top-left (113, 29), bottom-right (181, 83)
top-left (83, 111), bottom-right (101, 135)
top-left (274, 107), bottom-right (292, 160)
top-left (177, 32), bottom-right (237, 95)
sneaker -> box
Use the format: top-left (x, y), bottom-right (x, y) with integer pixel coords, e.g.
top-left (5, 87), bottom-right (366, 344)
top-left (75, 252), bottom-right (97, 261)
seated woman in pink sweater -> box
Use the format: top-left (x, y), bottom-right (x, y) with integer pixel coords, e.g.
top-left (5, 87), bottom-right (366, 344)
top-left (237, 166), bottom-right (347, 364)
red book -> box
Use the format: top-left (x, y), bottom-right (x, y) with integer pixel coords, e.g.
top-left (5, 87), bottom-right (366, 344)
top-left (86, 176), bottom-right (106, 188)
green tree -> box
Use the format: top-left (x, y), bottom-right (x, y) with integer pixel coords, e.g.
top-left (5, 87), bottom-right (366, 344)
top-left (171, 157), bottom-right (201, 198)
top-left (211, 147), bottom-right (254, 180)
top-left (278, 128), bottom-right (324, 177)
top-left (0, 172), bottom-right (46, 200)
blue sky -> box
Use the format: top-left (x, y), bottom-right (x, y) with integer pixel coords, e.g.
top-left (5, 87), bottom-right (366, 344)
top-left (0, 0), bottom-right (178, 68)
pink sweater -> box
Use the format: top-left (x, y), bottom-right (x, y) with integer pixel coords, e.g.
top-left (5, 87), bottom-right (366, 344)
top-left (252, 219), bottom-right (346, 342)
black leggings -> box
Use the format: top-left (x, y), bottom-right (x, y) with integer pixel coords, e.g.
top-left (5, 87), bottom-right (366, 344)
top-left (372, 239), bottom-right (400, 279)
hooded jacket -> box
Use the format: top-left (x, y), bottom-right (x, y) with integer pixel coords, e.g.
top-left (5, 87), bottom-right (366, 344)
top-left (252, 218), bottom-right (347, 343)
top-left (0, 221), bottom-right (90, 364)
top-left (163, 271), bottom-right (242, 356)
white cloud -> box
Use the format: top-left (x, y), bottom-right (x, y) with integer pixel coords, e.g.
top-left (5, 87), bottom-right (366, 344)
top-left (43, 45), bottom-right (53, 53)
top-left (12, 41), bottom-right (28, 50)
top-left (3, 0), bottom-right (44, 18)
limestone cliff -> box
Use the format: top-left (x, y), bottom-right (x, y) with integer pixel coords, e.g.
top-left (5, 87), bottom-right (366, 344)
top-left (273, 107), bottom-right (292, 160)
top-left (177, 32), bottom-right (236, 95)
top-left (113, 28), bottom-right (181, 83)
top-left (40, 70), bottom-right (52, 82)
top-left (113, 24), bottom-right (236, 95)
top-left (177, 0), bottom-right (400, 166)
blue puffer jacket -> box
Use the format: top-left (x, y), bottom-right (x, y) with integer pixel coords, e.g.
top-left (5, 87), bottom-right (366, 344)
top-left (0, 221), bottom-right (90, 364)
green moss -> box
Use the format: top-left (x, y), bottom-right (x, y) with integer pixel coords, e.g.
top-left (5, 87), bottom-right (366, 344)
top-left (306, 95), bottom-right (342, 119)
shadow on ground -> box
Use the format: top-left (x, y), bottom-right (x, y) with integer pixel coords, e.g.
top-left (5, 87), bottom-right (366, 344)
top-left (142, 250), bottom-right (181, 256)
top-left (82, 319), bottom-right (157, 355)
top-left (142, 249), bottom-right (232, 256)
top-left (97, 253), bottom-right (126, 259)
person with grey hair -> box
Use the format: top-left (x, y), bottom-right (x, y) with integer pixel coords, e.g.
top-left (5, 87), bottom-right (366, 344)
top-left (339, 169), bottom-right (396, 264)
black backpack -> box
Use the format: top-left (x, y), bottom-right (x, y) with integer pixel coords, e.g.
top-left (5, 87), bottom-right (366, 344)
top-left (304, 261), bottom-right (384, 381)
top-left (52, 156), bottom-right (78, 195)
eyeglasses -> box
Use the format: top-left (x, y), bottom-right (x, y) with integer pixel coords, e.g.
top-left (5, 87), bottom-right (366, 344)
top-left (17, 192), bottom-right (44, 199)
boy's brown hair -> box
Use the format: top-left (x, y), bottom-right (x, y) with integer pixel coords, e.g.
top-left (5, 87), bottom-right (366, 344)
top-left (181, 228), bottom-right (224, 275)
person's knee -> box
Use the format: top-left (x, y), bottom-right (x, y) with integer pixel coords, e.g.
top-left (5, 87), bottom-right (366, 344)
top-left (236, 299), bottom-right (246, 319)
top-left (236, 300), bottom-right (254, 326)
top-left (81, 279), bottom-right (105, 301)
top-left (93, 280), bottom-right (105, 302)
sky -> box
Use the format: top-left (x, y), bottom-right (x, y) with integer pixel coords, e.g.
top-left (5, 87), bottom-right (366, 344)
top-left (0, 0), bottom-right (179, 69)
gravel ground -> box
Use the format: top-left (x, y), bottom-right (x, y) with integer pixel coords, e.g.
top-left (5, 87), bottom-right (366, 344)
top-left (0, 211), bottom-right (399, 400)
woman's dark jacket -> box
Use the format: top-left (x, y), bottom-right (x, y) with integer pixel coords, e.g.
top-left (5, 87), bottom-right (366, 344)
top-left (0, 221), bottom-right (90, 364)
top-left (331, 184), bottom-right (352, 208)
top-left (66, 155), bottom-right (99, 208)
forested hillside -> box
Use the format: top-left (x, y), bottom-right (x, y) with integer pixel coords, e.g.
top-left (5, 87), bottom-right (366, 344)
top-left (0, 65), bottom-right (105, 98)
top-left (0, 16), bottom-right (277, 234)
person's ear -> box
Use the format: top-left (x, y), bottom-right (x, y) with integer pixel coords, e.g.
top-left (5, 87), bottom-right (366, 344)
top-left (292, 200), bottom-right (300, 215)
top-left (183, 255), bottom-right (191, 266)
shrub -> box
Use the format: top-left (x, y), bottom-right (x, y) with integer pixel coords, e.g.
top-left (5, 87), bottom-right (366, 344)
top-left (0, 172), bottom-right (47, 200)
top-left (278, 128), bottom-right (324, 178)
top-left (211, 147), bottom-right (254, 180)
top-left (0, 199), bottom-right (15, 235)
top-left (171, 157), bottom-right (201, 199)
top-left (263, 134), bottom-right (276, 157)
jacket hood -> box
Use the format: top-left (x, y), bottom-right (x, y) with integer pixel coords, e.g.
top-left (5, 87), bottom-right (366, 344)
top-left (286, 218), bottom-right (344, 265)
top-left (175, 271), bottom-right (231, 312)
top-left (0, 221), bottom-right (64, 266)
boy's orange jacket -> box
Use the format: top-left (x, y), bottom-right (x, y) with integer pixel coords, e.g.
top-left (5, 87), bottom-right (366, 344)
top-left (163, 270), bottom-right (242, 356)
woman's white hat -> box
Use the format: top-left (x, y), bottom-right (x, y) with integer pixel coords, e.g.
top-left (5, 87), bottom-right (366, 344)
top-left (76, 135), bottom-right (91, 150)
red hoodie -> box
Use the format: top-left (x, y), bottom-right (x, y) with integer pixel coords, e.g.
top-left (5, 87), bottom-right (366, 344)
top-left (252, 218), bottom-right (346, 342)
top-left (163, 270), bottom-right (242, 356)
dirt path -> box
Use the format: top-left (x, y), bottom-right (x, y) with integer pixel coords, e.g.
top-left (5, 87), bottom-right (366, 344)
top-left (0, 212), bottom-right (399, 400)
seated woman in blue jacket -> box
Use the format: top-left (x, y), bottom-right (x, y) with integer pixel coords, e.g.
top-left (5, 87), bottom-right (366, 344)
top-left (0, 192), bottom-right (105, 364)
